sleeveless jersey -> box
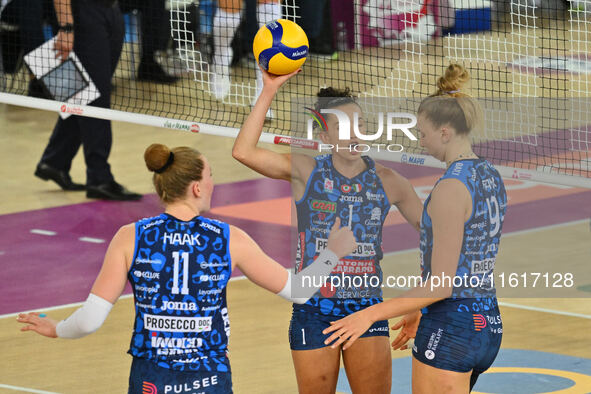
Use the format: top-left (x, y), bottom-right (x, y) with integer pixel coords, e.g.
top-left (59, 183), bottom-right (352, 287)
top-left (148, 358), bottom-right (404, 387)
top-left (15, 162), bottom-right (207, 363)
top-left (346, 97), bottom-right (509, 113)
top-left (295, 154), bottom-right (391, 317)
top-left (420, 159), bottom-right (507, 313)
top-left (127, 213), bottom-right (232, 372)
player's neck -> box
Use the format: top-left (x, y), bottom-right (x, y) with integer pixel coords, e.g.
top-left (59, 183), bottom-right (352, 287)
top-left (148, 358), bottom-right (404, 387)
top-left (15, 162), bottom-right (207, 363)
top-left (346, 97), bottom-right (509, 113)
top-left (165, 201), bottom-right (201, 221)
top-left (444, 140), bottom-right (476, 168)
top-left (331, 154), bottom-right (366, 179)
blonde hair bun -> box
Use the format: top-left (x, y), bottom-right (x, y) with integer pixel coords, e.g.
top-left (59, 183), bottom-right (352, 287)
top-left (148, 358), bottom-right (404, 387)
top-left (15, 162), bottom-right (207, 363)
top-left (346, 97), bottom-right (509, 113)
top-left (437, 64), bottom-right (470, 95)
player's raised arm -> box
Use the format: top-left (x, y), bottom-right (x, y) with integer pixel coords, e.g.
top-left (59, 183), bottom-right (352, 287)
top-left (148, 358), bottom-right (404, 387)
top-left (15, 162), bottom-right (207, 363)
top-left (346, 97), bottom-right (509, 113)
top-left (229, 218), bottom-right (355, 303)
top-left (232, 67), bottom-right (301, 181)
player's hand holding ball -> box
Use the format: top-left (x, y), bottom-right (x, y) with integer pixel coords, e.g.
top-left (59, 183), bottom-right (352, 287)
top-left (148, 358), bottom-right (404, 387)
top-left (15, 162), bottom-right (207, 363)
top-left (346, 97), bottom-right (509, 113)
top-left (254, 19), bottom-right (308, 92)
top-left (253, 19), bottom-right (308, 75)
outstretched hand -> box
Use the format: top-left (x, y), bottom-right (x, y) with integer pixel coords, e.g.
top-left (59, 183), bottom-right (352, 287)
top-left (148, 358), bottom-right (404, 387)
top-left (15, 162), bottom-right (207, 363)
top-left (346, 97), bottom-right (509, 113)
top-left (327, 217), bottom-right (356, 259)
top-left (322, 309), bottom-right (373, 350)
top-left (260, 66), bottom-right (301, 93)
top-left (17, 312), bottom-right (58, 338)
top-left (391, 311), bottom-right (421, 350)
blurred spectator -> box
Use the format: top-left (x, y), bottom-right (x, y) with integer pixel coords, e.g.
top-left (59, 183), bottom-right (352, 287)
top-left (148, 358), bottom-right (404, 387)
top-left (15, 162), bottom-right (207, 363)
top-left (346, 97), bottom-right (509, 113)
top-left (209, 0), bottom-right (280, 118)
top-left (199, 0), bottom-right (216, 63)
top-left (298, 0), bottom-right (336, 59)
top-left (119, 0), bottom-right (178, 84)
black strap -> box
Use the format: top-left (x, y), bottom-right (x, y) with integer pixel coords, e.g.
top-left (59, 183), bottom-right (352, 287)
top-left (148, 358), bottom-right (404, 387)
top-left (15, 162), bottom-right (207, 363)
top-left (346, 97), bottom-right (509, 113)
top-left (155, 152), bottom-right (174, 174)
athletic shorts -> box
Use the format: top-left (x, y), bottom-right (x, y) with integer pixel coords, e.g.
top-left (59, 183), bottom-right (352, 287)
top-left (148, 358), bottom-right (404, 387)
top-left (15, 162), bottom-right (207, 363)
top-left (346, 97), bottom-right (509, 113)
top-left (412, 308), bottom-right (502, 376)
top-left (289, 310), bottom-right (389, 350)
top-left (128, 357), bottom-right (233, 394)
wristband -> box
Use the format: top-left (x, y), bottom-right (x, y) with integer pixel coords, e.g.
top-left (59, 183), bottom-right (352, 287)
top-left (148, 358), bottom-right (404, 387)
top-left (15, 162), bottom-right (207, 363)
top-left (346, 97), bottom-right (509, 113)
top-left (58, 23), bottom-right (74, 33)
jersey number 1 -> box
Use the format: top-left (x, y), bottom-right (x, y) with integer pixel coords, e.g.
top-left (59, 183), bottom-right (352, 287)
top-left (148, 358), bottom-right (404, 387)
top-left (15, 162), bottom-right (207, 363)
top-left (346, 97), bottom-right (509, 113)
top-left (172, 251), bottom-right (189, 295)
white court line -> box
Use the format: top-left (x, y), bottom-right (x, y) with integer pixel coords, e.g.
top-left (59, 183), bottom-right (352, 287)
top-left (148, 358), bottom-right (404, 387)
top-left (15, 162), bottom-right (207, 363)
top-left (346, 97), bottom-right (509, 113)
top-left (497, 301), bottom-right (591, 320)
top-left (1, 276), bottom-right (249, 319)
top-left (499, 218), bottom-right (590, 238)
top-left (78, 237), bottom-right (105, 244)
top-left (2, 219), bottom-right (589, 320)
top-left (30, 229), bottom-right (57, 236)
top-left (381, 217), bottom-right (591, 259)
top-left (0, 383), bottom-right (60, 394)
top-left (2, 296), bottom-right (133, 318)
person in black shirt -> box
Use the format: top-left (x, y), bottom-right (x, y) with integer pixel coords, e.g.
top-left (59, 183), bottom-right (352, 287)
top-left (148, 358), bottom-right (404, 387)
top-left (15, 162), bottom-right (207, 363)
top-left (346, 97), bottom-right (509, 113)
top-left (35, 0), bottom-right (141, 200)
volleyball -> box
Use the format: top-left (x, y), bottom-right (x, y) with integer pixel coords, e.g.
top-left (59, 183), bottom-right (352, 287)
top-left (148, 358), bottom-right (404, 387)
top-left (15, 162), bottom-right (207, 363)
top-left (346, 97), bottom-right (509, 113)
top-left (253, 19), bottom-right (309, 75)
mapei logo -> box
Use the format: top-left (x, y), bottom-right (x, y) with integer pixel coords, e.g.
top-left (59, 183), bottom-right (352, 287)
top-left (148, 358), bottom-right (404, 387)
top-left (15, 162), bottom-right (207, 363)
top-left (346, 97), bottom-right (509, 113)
top-left (142, 381), bottom-right (157, 394)
top-left (401, 154), bottom-right (426, 165)
top-left (311, 199), bottom-right (336, 213)
top-left (473, 314), bottom-right (487, 331)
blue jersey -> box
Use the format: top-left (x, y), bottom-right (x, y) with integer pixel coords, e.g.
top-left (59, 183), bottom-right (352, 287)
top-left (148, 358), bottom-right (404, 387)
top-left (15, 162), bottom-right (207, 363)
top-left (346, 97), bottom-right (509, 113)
top-left (295, 154), bottom-right (391, 317)
top-left (127, 213), bottom-right (232, 372)
top-left (420, 159), bottom-right (507, 313)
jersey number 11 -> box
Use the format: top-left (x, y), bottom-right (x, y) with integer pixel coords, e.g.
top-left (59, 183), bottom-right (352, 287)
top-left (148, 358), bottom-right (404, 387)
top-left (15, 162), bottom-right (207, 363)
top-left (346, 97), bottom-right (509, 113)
top-left (172, 251), bottom-right (190, 295)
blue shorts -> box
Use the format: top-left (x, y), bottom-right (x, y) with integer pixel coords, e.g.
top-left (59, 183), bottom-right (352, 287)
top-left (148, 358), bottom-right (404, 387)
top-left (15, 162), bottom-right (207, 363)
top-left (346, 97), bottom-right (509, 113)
top-left (128, 357), bottom-right (233, 394)
top-left (289, 310), bottom-right (389, 350)
top-left (412, 308), bottom-right (502, 375)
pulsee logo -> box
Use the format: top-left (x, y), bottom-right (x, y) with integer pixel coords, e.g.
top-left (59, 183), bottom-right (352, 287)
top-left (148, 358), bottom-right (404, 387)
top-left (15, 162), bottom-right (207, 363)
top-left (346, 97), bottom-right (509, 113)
top-left (304, 107), bottom-right (417, 153)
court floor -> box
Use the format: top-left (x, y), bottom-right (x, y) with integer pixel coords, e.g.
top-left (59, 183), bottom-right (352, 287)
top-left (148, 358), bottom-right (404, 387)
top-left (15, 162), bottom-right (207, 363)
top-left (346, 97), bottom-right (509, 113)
top-left (0, 102), bottom-right (590, 393)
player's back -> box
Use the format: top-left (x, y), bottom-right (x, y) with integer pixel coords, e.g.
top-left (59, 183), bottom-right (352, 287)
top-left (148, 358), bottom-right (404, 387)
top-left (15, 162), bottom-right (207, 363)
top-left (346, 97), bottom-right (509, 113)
top-left (420, 158), bottom-right (507, 313)
top-left (127, 213), bottom-right (232, 372)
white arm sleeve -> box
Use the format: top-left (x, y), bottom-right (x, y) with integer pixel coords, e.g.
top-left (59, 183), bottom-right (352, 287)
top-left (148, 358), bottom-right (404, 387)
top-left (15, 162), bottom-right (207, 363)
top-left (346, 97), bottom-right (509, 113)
top-left (277, 249), bottom-right (340, 304)
top-left (56, 293), bottom-right (113, 339)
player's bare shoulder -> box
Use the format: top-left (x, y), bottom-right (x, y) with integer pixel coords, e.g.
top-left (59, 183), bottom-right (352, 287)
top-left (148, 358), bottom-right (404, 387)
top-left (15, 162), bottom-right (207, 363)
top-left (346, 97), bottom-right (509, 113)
top-left (291, 152), bottom-right (317, 183)
top-left (374, 162), bottom-right (414, 204)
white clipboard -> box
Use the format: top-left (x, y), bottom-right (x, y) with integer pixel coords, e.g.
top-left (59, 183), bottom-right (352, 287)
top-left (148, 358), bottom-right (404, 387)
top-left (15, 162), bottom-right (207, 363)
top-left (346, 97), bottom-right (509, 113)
top-left (24, 36), bottom-right (100, 119)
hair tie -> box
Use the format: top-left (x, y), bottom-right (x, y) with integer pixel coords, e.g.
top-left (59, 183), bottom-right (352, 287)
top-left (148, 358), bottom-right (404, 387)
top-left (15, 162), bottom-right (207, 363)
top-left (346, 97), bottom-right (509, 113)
top-left (446, 89), bottom-right (460, 94)
top-left (155, 152), bottom-right (174, 174)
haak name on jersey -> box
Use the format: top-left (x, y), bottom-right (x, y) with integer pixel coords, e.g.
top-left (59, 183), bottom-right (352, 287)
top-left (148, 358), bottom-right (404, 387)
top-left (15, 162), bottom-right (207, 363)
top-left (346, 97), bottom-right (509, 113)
top-left (163, 232), bottom-right (201, 246)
